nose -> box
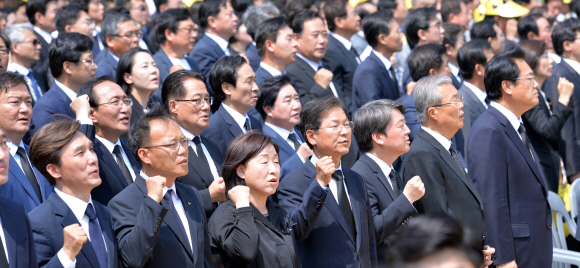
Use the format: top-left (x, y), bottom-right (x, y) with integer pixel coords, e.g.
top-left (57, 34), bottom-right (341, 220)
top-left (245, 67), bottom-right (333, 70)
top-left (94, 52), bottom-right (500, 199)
top-left (251, 80), bottom-right (259, 92)
top-left (178, 140), bottom-right (188, 156)
top-left (88, 149), bottom-right (99, 165)
top-left (92, 62), bottom-right (98, 71)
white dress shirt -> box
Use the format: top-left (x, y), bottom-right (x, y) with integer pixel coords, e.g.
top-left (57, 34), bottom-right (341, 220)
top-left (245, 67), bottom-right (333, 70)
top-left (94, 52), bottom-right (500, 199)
top-left (310, 154), bottom-right (351, 206)
top-left (264, 122), bottom-right (305, 163)
top-left (421, 126), bottom-right (452, 152)
top-left (55, 80), bottom-right (78, 102)
top-left (448, 62), bottom-right (461, 82)
top-left (221, 103), bottom-right (251, 133)
top-left (0, 217), bottom-right (8, 265)
top-left (204, 32), bottom-right (230, 56)
top-left (93, 27), bottom-right (104, 50)
top-left (140, 171), bottom-right (192, 249)
top-left (463, 81), bottom-right (488, 108)
top-left (95, 135), bottom-right (137, 180)
top-left (180, 126), bottom-right (220, 181)
top-left (259, 62), bottom-right (283, 76)
top-left (564, 58), bottom-right (580, 75)
top-left (168, 55), bottom-right (192, 70)
top-left (548, 52), bottom-right (561, 64)
top-left (7, 62), bottom-right (42, 101)
top-left (331, 33), bottom-right (360, 64)
top-left (54, 188), bottom-right (106, 268)
top-left (34, 26), bottom-right (52, 44)
top-left (365, 152), bottom-right (395, 190)
top-left (296, 53), bottom-right (338, 97)
top-left (490, 101), bottom-right (523, 140)
top-left (372, 50), bottom-right (394, 79)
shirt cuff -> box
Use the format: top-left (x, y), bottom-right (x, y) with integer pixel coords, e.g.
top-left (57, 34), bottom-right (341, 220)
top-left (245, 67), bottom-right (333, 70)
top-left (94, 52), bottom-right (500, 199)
top-left (77, 117), bottom-right (93, 125)
top-left (57, 248), bottom-right (76, 268)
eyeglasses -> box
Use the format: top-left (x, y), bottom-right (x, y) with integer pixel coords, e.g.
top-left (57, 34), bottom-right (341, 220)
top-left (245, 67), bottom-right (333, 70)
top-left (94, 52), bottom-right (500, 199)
top-left (173, 96), bottom-right (213, 106)
top-left (97, 98), bottom-right (132, 109)
top-left (114, 31), bottom-right (143, 39)
top-left (77, 59), bottom-right (96, 67)
top-left (430, 95), bottom-right (464, 108)
top-left (318, 121), bottom-right (354, 135)
top-left (429, 21), bottom-right (442, 29)
top-left (130, 5), bottom-right (147, 11)
top-left (177, 27), bottom-right (198, 35)
top-left (21, 39), bottom-right (41, 46)
top-left (143, 138), bottom-right (192, 151)
top-left (514, 75), bottom-right (536, 84)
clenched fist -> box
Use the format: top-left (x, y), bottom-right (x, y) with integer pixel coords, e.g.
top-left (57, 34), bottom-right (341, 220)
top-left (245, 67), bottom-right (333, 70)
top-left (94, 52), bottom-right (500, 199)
top-left (316, 156), bottom-right (335, 187)
top-left (70, 94), bottom-right (91, 119)
top-left (314, 68), bottom-right (333, 89)
top-left (209, 178), bottom-right (227, 203)
top-left (62, 224), bottom-right (87, 261)
top-left (147, 175), bottom-right (167, 203)
top-left (557, 77), bottom-right (574, 106)
top-left (228, 185), bottom-right (250, 208)
top-left (403, 176), bottom-right (425, 203)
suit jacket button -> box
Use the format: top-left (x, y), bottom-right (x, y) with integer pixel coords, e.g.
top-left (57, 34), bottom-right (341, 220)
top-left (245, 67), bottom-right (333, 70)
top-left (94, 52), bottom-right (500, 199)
top-left (548, 224), bottom-right (552, 229)
top-left (482, 235), bottom-right (486, 240)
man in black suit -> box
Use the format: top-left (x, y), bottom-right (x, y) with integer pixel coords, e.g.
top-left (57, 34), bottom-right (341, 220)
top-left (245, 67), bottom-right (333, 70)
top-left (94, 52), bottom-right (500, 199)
top-left (322, 0), bottom-right (361, 112)
top-left (0, 129), bottom-right (38, 268)
top-left (467, 47), bottom-right (551, 268)
top-left (278, 96), bottom-right (377, 268)
top-left (352, 10), bottom-right (402, 112)
top-left (351, 99), bottom-right (424, 264)
top-left (163, 70), bottom-right (226, 218)
top-left (201, 56), bottom-right (262, 156)
top-left (241, 3), bottom-right (279, 72)
top-left (29, 119), bottom-right (119, 268)
top-left (108, 105), bottom-right (212, 268)
top-left (402, 75), bottom-right (493, 266)
top-left (72, 76), bottom-right (141, 205)
top-left (27, 0), bottom-right (59, 90)
top-left (254, 17), bottom-right (297, 86)
top-left (442, 23), bottom-right (465, 90)
top-left (470, 19), bottom-right (505, 56)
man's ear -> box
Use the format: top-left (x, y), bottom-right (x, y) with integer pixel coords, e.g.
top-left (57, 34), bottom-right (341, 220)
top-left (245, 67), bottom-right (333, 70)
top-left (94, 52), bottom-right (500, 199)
top-left (222, 82), bottom-right (234, 97)
top-left (444, 43), bottom-right (453, 56)
top-left (263, 105), bottom-right (273, 118)
top-left (306, 129), bottom-right (317, 147)
top-left (428, 68), bottom-right (437, 76)
top-left (45, 163), bottom-right (61, 181)
top-left (138, 148), bottom-right (152, 165)
top-left (88, 107), bottom-right (98, 124)
top-left (501, 80), bottom-right (514, 96)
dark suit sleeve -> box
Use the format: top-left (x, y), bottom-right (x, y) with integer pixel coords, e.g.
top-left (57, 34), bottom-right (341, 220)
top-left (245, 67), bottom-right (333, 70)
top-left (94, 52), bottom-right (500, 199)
top-left (280, 154), bottom-right (303, 179)
top-left (369, 189), bottom-right (416, 244)
top-left (190, 48), bottom-right (217, 78)
top-left (352, 70), bottom-right (383, 111)
top-left (107, 196), bottom-right (169, 268)
top-left (299, 83), bottom-right (332, 105)
top-left (523, 102), bottom-right (572, 142)
top-left (201, 126), bottom-right (227, 157)
top-left (30, 104), bottom-right (58, 137)
top-left (30, 213), bottom-right (66, 268)
top-left (22, 207), bottom-right (39, 268)
top-left (209, 206), bottom-right (259, 264)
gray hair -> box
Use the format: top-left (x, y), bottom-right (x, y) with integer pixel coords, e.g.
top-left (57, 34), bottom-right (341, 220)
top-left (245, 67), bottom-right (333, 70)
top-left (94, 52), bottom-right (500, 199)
top-left (100, 11), bottom-right (136, 48)
top-left (353, 99), bottom-right (406, 153)
top-left (4, 23), bottom-right (34, 44)
top-left (414, 75), bottom-right (452, 122)
top-left (244, 3), bottom-right (280, 39)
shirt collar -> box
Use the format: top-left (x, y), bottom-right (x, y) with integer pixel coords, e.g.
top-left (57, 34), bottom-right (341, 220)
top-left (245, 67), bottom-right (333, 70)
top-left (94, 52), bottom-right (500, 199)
top-left (364, 152), bottom-right (393, 176)
top-left (331, 32), bottom-right (352, 51)
top-left (490, 101), bottom-right (521, 133)
top-left (7, 140), bottom-right (24, 158)
top-left (108, 51), bottom-right (120, 62)
top-left (259, 62), bottom-right (283, 76)
top-left (463, 81), bottom-right (487, 107)
top-left (7, 62), bottom-right (30, 75)
top-left (54, 188), bottom-right (93, 223)
top-left (310, 153), bottom-right (342, 171)
top-left (33, 26), bottom-right (52, 44)
top-left (564, 58), bottom-right (580, 75)
top-left (421, 126), bottom-right (452, 151)
top-left (448, 62), bottom-right (460, 78)
top-left (95, 135), bottom-right (121, 154)
top-left (55, 80), bottom-right (78, 101)
top-left (204, 32), bottom-right (229, 53)
top-left (264, 122), bottom-right (294, 140)
top-left (179, 126), bottom-right (196, 140)
top-left (221, 103), bottom-right (249, 131)
top-left (372, 50), bottom-right (392, 70)
top-left (548, 52), bottom-right (562, 64)
top-left (139, 170), bottom-right (176, 196)
top-left (296, 53), bottom-right (320, 71)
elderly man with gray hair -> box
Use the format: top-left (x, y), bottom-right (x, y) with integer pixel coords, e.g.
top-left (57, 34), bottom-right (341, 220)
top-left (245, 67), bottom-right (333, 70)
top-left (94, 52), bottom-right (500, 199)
top-left (351, 99), bottom-right (424, 264)
top-left (402, 75), bottom-right (494, 267)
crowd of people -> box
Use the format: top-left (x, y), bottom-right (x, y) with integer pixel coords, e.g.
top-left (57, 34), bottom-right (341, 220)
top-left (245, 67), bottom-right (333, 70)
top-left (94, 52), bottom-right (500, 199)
top-left (0, 0), bottom-right (577, 266)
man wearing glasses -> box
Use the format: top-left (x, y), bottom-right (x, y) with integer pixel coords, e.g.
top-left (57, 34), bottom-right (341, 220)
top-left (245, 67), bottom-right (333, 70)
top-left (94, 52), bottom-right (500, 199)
top-left (71, 76), bottom-right (141, 206)
top-left (402, 75), bottom-right (494, 266)
top-left (108, 104), bottom-right (213, 268)
top-left (96, 10), bottom-right (140, 78)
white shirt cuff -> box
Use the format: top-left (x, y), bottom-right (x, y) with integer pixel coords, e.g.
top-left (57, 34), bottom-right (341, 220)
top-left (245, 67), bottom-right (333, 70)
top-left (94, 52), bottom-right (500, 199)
top-left (77, 117), bottom-right (93, 125)
top-left (57, 248), bottom-right (76, 268)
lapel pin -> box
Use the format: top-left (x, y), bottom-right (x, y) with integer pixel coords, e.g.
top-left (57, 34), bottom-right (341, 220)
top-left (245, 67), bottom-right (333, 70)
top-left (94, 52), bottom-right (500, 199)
top-left (188, 202), bottom-right (191, 205)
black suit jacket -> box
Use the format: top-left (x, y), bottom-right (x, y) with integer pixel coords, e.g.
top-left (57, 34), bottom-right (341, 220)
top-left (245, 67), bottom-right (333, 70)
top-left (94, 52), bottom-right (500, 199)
top-left (200, 104), bottom-right (262, 156)
top-left (108, 175), bottom-right (212, 268)
top-left (0, 195), bottom-right (37, 268)
top-left (351, 154), bottom-right (416, 263)
top-left (29, 82), bottom-right (76, 137)
top-left (285, 56), bottom-right (346, 105)
top-left (322, 34), bottom-right (357, 111)
top-left (30, 31), bottom-right (50, 91)
top-left (245, 43), bottom-right (261, 72)
top-left (152, 48), bottom-right (200, 97)
top-left (466, 106), bottom-right (552, 267)
top-left (402, 128), bottom-right (486, 241)
top-left (29, 192), bottom-right (119, 268)
top-left (95, 50), bottom-right (118, 79)
top-left (451, 73), bottom-right (462, 90)
top-left (255, 66), bottom-right (272, 87)
top-left (458, 83), bottom-right (487, 152)
top-left (177, 136), bottom-right (223, 218)
top-left (351, 52), bottom-right (399, 112)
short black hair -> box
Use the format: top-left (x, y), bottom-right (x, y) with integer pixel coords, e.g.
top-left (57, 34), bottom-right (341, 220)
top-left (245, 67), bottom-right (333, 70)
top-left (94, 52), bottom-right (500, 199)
top-left (101, 7), bottom-right (134, 49)
top-left (323, 0), bottom-right (348, 32)
top-left (519, 39), bottom-right (546, 70)
top-left (256, 75), bottom-right (294, 120)
top-left (362, 10), bottom-right (394, 48)
top-left (286, 0), bottom-right (313, 26)
top-left (49, 32), bottom-right (94, 78)
top-left (291, 10), bottom-right (323, 36)
top-left (408, 44), bottom-right (446, 81)
top-left (518, 14), bottom-right (542, 41)
top-left (377, 0), bottom-right (397, 11)
top-left (441, 0), bottom-right (463, 23)
top-left (255, 17), bottom-right (289, 57)
top-left (353, 99), bottom-right (405, 153)
top-left (208, 55), bottom-right (247, 101)
top-left (442, 22), bottom-right (465, 48)
top-left (0, 72), bottom-right (30, 95)
top-left (458, 39), bottom-right (491, 80)
top-left (77, 76), bottom-right (117, 108)
top-left (199, 0), bottom-right (228, 30)
top-left (27, 0), bottom-right (57, 25)
top-left (155, 8), bottom-right (193, 45)
top-left (128, 103), bottom-right (174, 165)
top-left (404, 8), bottom-right (440, 48)
top-left (552, 18), bottom-right (580, 56)
top-left (56, 3), bottom-right (89, 34)
top-left (115, 48), bottom-right (152, 95)
top-left (484, 46), bottom-right (526, 100)
top-left (162, 70), bottom-right (207, 114)
top-left (154, 0), bottom-right (168, 12)
top-left (300, 96), bottom-right (349, 149)
top-left (0, 34), bottom-right (12, 54)
top-left (470, 19), bottom-right (498, 41)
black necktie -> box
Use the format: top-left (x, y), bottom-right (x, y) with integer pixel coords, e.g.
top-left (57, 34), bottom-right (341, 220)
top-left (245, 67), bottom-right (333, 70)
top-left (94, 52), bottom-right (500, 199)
top-left (85, 203), bottom-right (108, 268)
top-left (449, 143), bottom-right (466, 176)
top-left (484, 97), bottom-right (491, 106)
top-left (288, 133), bottom-right (301, 151)
top-left (192, 136), bottom-right (211, 171)
top-left (332, 171), bottom-right (356, 237)
top-left (113, 145), bottom-right (133, 185)
top-left (244, 118), bottom-right (251, 132)
top-left (0, 232), bottom-right (8, 268)
top-left (518, 124), bottom-right (533, 158)
top-left (16, 147), bottom-right (42, 202)
top-left (388, 169), bottom-right (401, 197)
top-left (389, 65), bottom-right (399, 90)
top-left (349, 47), bottom-right (360, 63)
top-left (163, 190), bottom-right (190, 247)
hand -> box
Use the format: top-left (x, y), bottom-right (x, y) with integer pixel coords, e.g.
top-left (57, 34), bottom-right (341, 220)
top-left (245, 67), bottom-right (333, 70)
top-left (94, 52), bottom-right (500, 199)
top-left (228, 185), bottom-right (250, 208)
top-left (70, 94), bottom-right (91, 119)
top-left (146, 175), bottom-right (167, 203)
top-left (296, 143), bottom-right (313, 161)
top-left (315, 156), bottom-right (335, 187)
top-left (62, 224), bottom-right (87, 261)
top-left (482, 245), bottom-right (495, 267)
top-left (402, 176), bottom-right (425, 203)
top-left (169, 64), bottom-right (184, 74)
top-left (505, 19), bottom-right (518, 41)
top-left (406, 81), bottom-right (416, 95)
top-left (557, 77), bottom-right (574, 106)
top-left (314, 68), bottom-right (333, 89)
top-left (497, 260), bottom-right (517, 268)
top-left (209, 178), bottom-right (227, 202)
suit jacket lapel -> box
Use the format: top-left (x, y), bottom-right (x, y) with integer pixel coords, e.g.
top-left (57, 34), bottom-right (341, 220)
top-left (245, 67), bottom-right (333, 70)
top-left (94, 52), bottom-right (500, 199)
top-left (8, 154), bottom-right (41, 205)
top-left (218, 106), bottom-right (244, 138)
top-left (94, 204), bottom-right (116, 268)
top-left (252, 202), bottom-right (282, 237)
top-left (360, 155), bottom-right (396, 201)
top-left (461, 85), bottom-right (486, 114)
top-left (295, 57), bottom-right (317, 82)
top-left (264, 125), bottom-right (296, 158)
top-left (0, 202), bottom-right (16, 267)
top-left (370, 53), bottom-right (397, 91)
top-left (201, 137), bottom-right (222, 173)
top-left (329, 35), bottom-right (358, 66)
top-left (96, 140), bottom-right (129, 188)
top-left (175, 184), bottom-right (198, 263)
top-left (121, 140), bottom-right (140, 173)
top-left (187, 146), bottom-right (214, 187)
top-left (342, 168), bottom-right (365, 251)
top-left (160, 188), bottom-right (194, 259)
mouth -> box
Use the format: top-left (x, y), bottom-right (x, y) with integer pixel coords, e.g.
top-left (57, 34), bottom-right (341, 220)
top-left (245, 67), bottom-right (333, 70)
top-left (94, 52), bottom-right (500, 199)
top-left (151, 77), bottom-right (158, 83)
top-left (179, 158), bottom-right (188, 165)
top-left (268, 177), bottom-right (278, 185)
top-left (18, 117), bottom-right (29, 122)
top-left (199, 113), bottom-right (209, 120)
top-left (119, 116), bottom-right (129, 123)
top-left (90, 168), bottom-right (99, 175)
